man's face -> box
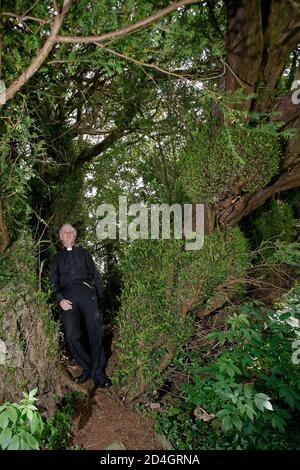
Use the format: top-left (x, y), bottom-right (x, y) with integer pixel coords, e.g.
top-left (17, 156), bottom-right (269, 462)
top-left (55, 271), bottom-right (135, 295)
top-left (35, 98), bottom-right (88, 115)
top-left (60, 226), bottom-right (76, 248)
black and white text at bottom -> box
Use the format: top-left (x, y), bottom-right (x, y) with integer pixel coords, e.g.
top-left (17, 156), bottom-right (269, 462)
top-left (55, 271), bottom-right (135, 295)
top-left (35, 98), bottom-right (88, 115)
top-left (99, 453), bottom-right (201, 466)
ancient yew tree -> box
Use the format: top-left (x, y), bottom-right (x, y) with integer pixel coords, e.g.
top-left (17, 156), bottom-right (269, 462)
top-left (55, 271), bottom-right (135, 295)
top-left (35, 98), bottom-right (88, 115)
top-left (0, 0), bottom-right (299, 404)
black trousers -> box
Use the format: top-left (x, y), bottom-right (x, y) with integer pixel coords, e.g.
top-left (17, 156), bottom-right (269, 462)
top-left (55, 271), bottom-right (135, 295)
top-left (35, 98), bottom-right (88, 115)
top-left (60, 283), bottom-right (106, 384)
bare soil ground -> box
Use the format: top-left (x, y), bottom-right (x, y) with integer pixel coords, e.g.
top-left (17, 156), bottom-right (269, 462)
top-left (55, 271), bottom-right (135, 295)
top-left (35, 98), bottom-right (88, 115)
top-left (66, 326), bottom-right (163, 451)
top-left (71, 386), bottom-right (162, 450)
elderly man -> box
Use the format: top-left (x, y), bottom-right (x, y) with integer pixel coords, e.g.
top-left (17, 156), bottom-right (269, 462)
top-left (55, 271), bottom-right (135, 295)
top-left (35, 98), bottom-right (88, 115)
top-left (50, 223), bottom-right (112, 389)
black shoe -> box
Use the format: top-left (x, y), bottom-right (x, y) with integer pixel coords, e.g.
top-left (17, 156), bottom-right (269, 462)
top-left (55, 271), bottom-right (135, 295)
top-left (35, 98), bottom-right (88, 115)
top-left (74, 371), bottom-right (91, 384)
top-left (95, 377), bottom-right (112, 389)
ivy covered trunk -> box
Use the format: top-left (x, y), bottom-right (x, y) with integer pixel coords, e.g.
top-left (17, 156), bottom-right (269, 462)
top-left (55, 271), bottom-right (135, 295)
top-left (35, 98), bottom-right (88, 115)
top-left (0, 234), bottom-right (62, 413)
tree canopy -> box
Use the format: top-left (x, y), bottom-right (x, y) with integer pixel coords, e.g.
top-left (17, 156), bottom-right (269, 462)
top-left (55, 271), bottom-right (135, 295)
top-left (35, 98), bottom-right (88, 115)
top-left (1, 0), bottom-right (300, 452)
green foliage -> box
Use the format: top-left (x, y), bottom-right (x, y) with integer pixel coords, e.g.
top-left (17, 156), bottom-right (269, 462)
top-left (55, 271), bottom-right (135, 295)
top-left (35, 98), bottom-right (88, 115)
top-left (0, 389), bottom-right (43, 450)
top-left (180, 120), bottom-right (281, 203)
top-left (41, 392), bottom-right (84, 450)
top-left (0, 389), bottom-right (84, 450)
top-left (0, 231), bottom-right (37, 289)
top-left (0, 110), bottom-right (36, 242)
top-left (155, 290), bottom-right (300, 449)
top-left (0, 232), bottom-right (35, 291)
top-left (115, 226), bottom-right (249, 397)
top-left (115, 238), bottom-right (194, 397)
top-left (248, 199), bottom-right (295, 249)
top-left (256, 239), bottom-right (300, 269)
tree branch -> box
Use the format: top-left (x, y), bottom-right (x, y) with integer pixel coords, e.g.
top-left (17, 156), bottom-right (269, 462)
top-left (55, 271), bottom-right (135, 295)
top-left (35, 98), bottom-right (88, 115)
top-left (218, 163), bottom-right (300, 227)
top-left (0, 12), bottom-right (49, 25)
top-left (2, 0), bottom-right (73, 107)
top-left (56, 0), bottom-right (202, 44)
top-left (95, 43), bottom-right (225, 82)
top-left (72, 128), bottom-right (124, 169)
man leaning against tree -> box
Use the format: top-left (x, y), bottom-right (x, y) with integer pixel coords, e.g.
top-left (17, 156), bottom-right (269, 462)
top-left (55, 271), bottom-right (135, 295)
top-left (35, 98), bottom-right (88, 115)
top-left (50, 223), bottom-right (112, 389)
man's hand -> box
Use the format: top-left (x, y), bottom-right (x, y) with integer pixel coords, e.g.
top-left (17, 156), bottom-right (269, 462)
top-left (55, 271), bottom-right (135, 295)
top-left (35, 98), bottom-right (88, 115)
top-left (59, 299), bottom-right (73, 311)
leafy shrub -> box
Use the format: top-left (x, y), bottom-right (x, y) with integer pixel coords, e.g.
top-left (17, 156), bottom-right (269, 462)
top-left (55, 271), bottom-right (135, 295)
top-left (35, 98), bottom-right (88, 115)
top-left (0, 389), bottom-right (83, 450)
top-left (0, 389), bottom-right (43, 450)
top-left (155, 286), bottom-right (300, 449)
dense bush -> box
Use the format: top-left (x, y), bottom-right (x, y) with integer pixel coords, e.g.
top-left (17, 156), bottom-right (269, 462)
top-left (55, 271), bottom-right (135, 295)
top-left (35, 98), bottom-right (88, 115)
top-left (248, 199), bottom-right (295, 249)
top-left (115, 226), bottom-right (250, 399)
top-left (179, 122), bottom-right (281, 203)
top-left (155, 285), bottom-right (300, 449)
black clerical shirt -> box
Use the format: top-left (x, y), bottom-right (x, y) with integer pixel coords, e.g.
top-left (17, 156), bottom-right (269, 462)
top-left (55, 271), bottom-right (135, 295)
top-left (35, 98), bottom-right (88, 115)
top-left (50, 246), bottom-right (104, 303)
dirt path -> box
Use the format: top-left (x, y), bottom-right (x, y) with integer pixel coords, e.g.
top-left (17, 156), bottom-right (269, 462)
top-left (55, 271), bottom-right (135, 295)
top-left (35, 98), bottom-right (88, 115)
top-left (66, 327), bottom-right (165, 451)
top-left (71, 385), bottom-right (163, 450)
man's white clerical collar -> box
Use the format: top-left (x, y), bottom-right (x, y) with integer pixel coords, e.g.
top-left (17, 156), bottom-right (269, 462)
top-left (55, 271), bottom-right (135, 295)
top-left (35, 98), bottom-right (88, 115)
top-left (66, 246), bottom-right (73, 251)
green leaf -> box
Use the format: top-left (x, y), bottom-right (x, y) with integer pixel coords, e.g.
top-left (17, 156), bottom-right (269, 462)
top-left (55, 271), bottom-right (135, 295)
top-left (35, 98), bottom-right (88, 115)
top-left (245, 405), bottom-right (255, 421)
top-left (7, 434), bottom-right (20, 450)
top-left (271, 415), bottom-right (286, 433)
top-left (232, 415), bottom-right (243, 431)
top-left (29, 389), bottom-right (38, 399)
top-left (279, 312), bottom-right (292, 320)
top-left (0, 403), bottom-right (9, 413)
top-left (0, 428), bottom-right (12, 450)
top-left (6, 406), bottom-right (18, 424)
top-left (30, 413), bottom-right (43, 434)
top-left (0, 412), bottom-right (9, 429)
top-left (26, 409), bottom-right (34, 420)
top-left (226, 365), bottom-right (235, 377)
top-left (223, 415), bottom-right (233, 432)
top-left (244, 386), bottom-right (253, 399)
top-left (19, 430), bottom-right (39, 450)
top-left (216, 409), bottom-right (230, 418)
top-left (233, 365), bottom-right (242, 375)
top-left (255, 393), bottom-right (271, 401)
top-left (19, 439), bottom-right (31, 450)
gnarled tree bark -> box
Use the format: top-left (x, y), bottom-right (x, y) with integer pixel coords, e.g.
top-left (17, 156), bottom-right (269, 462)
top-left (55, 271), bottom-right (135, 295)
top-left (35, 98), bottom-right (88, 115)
top-left (211, 0), bottom-right (300, 231)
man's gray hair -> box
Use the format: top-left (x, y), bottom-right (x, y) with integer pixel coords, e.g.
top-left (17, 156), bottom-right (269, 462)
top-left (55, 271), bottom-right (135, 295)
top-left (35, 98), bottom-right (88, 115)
top-left (59, 223), bottom-right (77, 238)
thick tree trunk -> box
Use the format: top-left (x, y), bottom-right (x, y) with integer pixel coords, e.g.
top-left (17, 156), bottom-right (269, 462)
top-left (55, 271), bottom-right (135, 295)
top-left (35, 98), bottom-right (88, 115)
top-left (212, 0), bottom-right (300, 230)
top-left (0, 283), bottom-right (61, 413)
top-left (0, 236), bottom-right (75, 413)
